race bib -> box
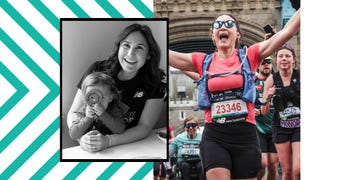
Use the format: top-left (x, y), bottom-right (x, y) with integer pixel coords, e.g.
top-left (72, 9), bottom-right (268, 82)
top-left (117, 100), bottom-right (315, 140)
top-left (279, 106), bottom-right (300, 128)
top-left (211, 99), bottom-right (248, 124)
top-left (181, 144), bottom-right (200, 157)
top-left (163, 162), bottom-right (172, 170)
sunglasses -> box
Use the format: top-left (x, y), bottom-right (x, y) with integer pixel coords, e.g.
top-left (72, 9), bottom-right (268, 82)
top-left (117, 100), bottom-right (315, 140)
top-left (213, 20), bottom-right (235, 29)
top-left (261, 61), bottom-right (272, 65)
top-left (184, 123), bottom-right (197, 128)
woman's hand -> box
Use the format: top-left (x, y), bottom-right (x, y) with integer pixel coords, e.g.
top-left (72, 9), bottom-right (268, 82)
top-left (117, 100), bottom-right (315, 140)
top-left (259, 9), bottom-right (300, 60)
top-left (79, 130), bottom-right (110, 152)
top-left (267, 85), bottom-right (276, 98)
top-left (255, 108), bottom-right (261, 116)
top-left (264, 27), bottom-right (277, 40)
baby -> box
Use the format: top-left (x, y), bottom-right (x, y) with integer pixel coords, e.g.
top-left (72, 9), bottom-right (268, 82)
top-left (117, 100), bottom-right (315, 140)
top-left (69, 72), bottom-right (128, 141)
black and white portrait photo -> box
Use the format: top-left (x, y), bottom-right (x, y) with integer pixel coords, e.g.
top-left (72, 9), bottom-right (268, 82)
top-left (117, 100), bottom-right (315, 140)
top-left (60, 19), bottom-right (168, 161)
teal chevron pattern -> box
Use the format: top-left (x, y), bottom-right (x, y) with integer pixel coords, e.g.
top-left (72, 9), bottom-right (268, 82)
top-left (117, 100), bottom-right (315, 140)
top-left (0, 61), bottom-right (29, 120)
top-left (0, 0), bottom-right (154, 179)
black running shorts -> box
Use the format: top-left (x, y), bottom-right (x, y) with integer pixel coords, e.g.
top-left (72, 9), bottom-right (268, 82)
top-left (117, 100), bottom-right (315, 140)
top-left (258, 131), bottom-right (277, 153)
top-left (272, 126), bottom-right (300, 144)
top-left (200, 122), bottom-right (261, 179)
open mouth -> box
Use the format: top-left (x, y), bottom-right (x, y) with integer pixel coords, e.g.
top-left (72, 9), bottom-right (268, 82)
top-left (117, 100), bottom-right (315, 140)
top-left (124, 58), bottom-right (137, 65)
top-left (219, 33), bottom-right (229, 42)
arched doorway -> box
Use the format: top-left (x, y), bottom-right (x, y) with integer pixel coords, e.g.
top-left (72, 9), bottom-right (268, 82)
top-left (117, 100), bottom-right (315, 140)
top-left (169, 15), bottom-right (266, 53)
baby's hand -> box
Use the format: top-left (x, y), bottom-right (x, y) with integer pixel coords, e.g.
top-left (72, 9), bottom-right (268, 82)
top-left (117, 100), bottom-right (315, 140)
top-left (92, 103), bottom-right (106, 116)
top-left (85, 105), bottom-right (95, 118)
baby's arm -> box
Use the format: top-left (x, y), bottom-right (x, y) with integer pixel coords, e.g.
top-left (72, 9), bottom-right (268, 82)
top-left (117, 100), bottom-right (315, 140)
top-left (98, 101), bottom-right (129, 134)
top-left (68, 106), bottom-right (95, 140)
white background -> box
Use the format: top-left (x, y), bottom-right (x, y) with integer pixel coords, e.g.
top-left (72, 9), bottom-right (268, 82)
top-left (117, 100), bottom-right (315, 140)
top-left (302, 1), bottom-right (360, 179)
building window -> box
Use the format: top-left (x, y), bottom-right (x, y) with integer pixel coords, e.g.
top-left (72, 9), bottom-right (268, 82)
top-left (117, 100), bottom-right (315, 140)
top-left (179, 110), bottom-right (186, 121)
top-left (280, 0), bottom-right (296, 28)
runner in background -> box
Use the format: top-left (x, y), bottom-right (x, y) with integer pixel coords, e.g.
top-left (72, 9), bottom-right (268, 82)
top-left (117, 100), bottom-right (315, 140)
top-left (255, 57), bottom-right (278, 180)
top-left (261, 44), bottom-right (300, 180)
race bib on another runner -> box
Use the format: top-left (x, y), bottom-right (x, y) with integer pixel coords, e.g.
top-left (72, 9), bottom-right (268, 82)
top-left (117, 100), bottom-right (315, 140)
top-left (279, 106), bottom-right (300, 128)
top-left (163, 162), bottom-right (172, 170)
top-left (181, 144), bottom-right (200, 157)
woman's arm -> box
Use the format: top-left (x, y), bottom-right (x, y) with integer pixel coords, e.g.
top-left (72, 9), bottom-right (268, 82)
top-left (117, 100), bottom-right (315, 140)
top-left (97, 110), bottom-right (126, 134)
top-left (169, 50), bottom-right (197, 72)
top-left (261, 75), bottom-right (275, 115)
top-left (78, 98), bottom-right (164, 152)
top-left (108, 98), bottom-right (165, 146)
top-left (259, 8), bottom-right (300, 60)
top-left (68, 114), bottom-right (93, 140)
top-left (67, 89), bottom-right (91, 137)
top-left (67, 89), bottom-right (95, 140)
top-left (182, 70), bottom-right (200, 81)
top-left (96, 101), bottom-right (129, 134)
top-left (67, 89), bottom-right (84, 128)
top-left (169, 137), bottom-right (178, 157)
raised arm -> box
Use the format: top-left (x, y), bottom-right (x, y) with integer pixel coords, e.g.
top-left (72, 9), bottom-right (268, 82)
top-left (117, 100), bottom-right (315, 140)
top-left (169, 50), bottom-right (197, 72)
top-left (259, 8), bottom-right (300, 60)
top-left (261, 74), bottom-right (275, 115)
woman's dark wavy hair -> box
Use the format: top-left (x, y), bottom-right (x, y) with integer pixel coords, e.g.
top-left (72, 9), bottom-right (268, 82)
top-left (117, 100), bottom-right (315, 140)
top-left (105, 23), bottom-right (162, 89)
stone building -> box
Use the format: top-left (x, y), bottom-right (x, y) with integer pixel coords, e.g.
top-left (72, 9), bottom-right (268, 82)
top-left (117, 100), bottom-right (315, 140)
top-left (155, 0), bottom-right (300, 135)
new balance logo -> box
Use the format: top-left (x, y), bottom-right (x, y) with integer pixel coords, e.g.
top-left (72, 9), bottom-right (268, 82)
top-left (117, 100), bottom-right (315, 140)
top-left (133, 91), bottom-right (144, 98)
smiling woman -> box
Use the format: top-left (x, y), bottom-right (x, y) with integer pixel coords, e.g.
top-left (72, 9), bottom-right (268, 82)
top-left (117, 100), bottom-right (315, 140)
top-left (170, 116), bottom-right (202, 180)
top-left (169, 9), bottom-right (300, 180)
top-left (61, 19), bottom-right (167, 160)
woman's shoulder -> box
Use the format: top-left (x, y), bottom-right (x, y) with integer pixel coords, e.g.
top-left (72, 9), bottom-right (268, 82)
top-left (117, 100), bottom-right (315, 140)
top-left (192, 52), bottom-right (207, 63)
top-left (178, 132), bottom-right (188, 139)
top-left (293, 68), bottom-right (300, 75)
top-left (84, 59), bottom-right (112, 73)
top-left (246, 43), bottom-right (261, 71)
top-left (190, 52), bottom-right (207, 75)
top-left (93, 59), bottom-right (113, 69)
top-left (144, 69), bottom-right (167, 99)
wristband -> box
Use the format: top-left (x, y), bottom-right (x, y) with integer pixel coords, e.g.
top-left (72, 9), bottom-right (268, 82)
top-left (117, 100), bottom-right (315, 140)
top-left (106, 135), bottom-right (112, 147)
top-left (265, 97), bottom-right (271, 103)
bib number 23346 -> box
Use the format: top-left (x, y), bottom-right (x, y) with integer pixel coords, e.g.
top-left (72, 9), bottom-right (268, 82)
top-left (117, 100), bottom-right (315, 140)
top-left (211, 99), bottom-right (247, 119)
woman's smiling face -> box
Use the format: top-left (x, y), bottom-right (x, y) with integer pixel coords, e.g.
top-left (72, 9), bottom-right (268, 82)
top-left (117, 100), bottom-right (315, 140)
top-left (118, 31), bottom-right (149, 74)
top-left (276, 49), bottom-right (296, 70)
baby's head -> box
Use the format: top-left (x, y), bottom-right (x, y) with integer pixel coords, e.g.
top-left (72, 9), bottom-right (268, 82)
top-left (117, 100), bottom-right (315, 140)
top-left (81, 72), bottom-right (118, 109)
